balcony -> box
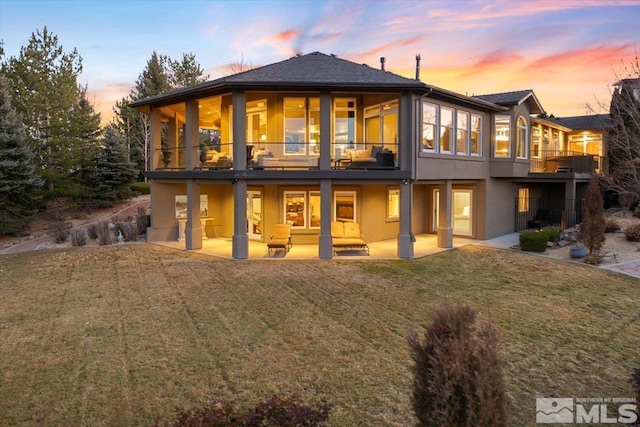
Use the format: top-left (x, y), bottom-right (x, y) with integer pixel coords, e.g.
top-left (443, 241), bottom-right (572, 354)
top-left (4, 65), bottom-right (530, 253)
top-left (151, 141), bottom-right (399, 172)
top-left (529, 150), bottom-right (600, 174)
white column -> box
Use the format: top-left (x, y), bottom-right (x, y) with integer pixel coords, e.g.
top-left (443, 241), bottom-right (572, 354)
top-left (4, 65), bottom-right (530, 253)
top-left (185, 180), bottom-right (202, 250)
top-left (185, 100), bottom-right (199, 171)
top-left (232, 180), bottom-right (248, 259)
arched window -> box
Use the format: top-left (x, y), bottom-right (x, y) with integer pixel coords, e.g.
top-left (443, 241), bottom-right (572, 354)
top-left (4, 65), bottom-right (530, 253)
top-left (516, 116), bottom-right (528, 159)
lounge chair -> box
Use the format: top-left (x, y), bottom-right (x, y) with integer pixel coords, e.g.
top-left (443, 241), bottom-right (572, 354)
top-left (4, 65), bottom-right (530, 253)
top-left (267, 224), bottom-right (292, 256)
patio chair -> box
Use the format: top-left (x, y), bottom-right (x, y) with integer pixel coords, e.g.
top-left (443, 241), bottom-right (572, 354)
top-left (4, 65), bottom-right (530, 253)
top-left (267, 224), bottom-right (292, 256)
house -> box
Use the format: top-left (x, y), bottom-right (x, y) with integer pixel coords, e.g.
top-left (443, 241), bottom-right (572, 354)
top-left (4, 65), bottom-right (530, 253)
top-left (129, 52), bottom-right (608, 259)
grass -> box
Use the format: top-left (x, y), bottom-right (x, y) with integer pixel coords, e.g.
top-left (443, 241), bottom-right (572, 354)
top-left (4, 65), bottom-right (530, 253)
top-left (0, 244), bottom-right (638, 426)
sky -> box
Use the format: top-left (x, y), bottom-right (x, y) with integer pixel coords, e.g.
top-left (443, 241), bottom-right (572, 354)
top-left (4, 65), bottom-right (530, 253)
top-left (1, 0), bottom-right (639, 124)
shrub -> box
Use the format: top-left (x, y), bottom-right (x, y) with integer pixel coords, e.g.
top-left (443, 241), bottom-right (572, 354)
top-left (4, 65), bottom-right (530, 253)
top-left (96, 220), bottom-right (111, 245)
top-left (625, 223), bottom-right (640, 242)
top-left (519, 231), bottom-right (549, 252)
top-left (152, 395), bottom-right (332, 427)
top-left (407, 304), bottom-right (508, 427)
top-left (45, 197), bottom-right (71, 221)
top-left (540, 226), bottom-right (561, 242)
top-left (605, 219), bottom-right (621, 233)
top-left (114, 221), bottom-right (138, 242)
top-left (130, 181), bottom-right (150, 195)
top-left (87, 223), bottom-right (99, 240)
top-left (48, 222), bottom-right (72, 244)
top-left (135, 206), bottom-right (148, 235)
top-left (70, 229), bottom-right (87, 247)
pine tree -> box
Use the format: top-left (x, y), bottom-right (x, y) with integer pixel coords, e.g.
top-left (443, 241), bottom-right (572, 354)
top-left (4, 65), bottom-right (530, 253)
top-left (93, 126), bottom-right (137, 204)
top-left (578, 176), bottom-right (606, 263)
top-left (0, 74), bottom-right (44, 235)
top-left (170, 52), bottom-right (209, 88)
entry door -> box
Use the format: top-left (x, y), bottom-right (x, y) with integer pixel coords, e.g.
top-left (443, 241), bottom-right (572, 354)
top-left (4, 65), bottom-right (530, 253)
top-left (247, 190), bottom-right (262, 241)
top-left (452, 190), bottom-right (472, 236)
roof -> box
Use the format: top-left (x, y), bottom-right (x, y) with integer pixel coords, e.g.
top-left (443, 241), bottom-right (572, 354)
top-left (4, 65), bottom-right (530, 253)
top-left (474, 90), bottom-right (544, 115)
top-left (129, 52), bottom-right (505, 112)
top-left (130, 52), bottom-right (425, 108)
top-left (548, 114), bottom-right (614, 130)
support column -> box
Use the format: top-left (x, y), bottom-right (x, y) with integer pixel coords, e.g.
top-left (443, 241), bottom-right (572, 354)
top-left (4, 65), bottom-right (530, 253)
top-left (185, 100), bottom-right (199, 171)
top-left (564, 179), bottom-right (577, 228)
top-left (150, 107), bottom-right (162, 171)
top-left (319, 91), bottom-right (331, 170)
top-left (318, 179), bottom-right (333, 259)
top-left (232, 179), bottom-right (248, 259)
top-left (232, 91), bottom-right (247, 170)
top-left (167, 114), bottom-right (179, 167)
top-left (185, 180), bottom-right (202, 250)
top-left (398, 180), bottom-right (414, 259)
top-left (437, 180), bottom-right (453, 248)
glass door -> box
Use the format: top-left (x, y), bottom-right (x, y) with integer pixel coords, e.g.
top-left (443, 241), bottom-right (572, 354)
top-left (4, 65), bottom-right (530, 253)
top-left (452, 190), bottom-right (472, 236)
top-left (432, 189), bottom-right (439, 233)
top-left (247, 190), bottom-right (262, 240)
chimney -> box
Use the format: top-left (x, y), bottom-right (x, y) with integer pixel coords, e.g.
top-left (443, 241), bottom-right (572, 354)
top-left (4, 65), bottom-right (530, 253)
top-left (380, 57), bottom-right (386, 71)
top-left (415, 54), bottom-right (421, 80)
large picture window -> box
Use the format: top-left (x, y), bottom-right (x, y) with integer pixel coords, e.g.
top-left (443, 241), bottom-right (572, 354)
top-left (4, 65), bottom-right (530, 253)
top-left (334, 191), bottom-right (356, 222)
top-left (284, 191), bottom-right (321, 229)
top-left (284, 191), bottom-right (306, 228)
top-left (494, 115), bottom-right (511, 157)
top-left (518, 188), bottom-right (529, 212)
top-left (422, 100), bottom-right (482, 156)
top-left (516, 116), bottom-right (528, 159)
top-left (284, 97), bottom-right (319, 155)
top-left (333, 98), bottom-right (356, 159)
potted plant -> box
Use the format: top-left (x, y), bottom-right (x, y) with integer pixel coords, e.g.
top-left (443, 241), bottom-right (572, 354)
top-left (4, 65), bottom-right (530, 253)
top-left (161, 149), bottom-right (172, 167)
top-left (569, 244), bottom-right (587, 259)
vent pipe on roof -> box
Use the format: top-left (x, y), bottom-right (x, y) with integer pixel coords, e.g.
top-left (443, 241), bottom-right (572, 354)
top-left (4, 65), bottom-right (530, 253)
top-left (415, 54), bottom-right (421, 80)
top-left (380, 57), bottom-right (386, 71)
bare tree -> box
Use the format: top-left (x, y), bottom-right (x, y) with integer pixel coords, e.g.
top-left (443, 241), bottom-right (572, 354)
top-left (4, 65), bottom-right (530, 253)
top-left (227, 53), bottom-right (253, 75)
top-left (588, 54), bottom-right (640, 205)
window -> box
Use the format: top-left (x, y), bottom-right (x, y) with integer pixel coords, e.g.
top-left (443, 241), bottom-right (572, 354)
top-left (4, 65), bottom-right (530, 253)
top-left (516, 116), bottom-right (528, 159)
top-left (284, 191), bottom-right (321, 229)
top-left (284, 191), bottom-right (306, 228)
top-left (494, 115), bottom-right (510, 157)
top-left (440, 107), bottom-right (453, 153)
top-left (518, 188), bottom-right (529, 213)
top-left (470, 114), bottom-right (482, 156)
top-left (532, 126), bottom-right (541, 158)
top-left (422, 102), bottom-right (437, 151)
top-left (365, 101), bottom-right (398, 153)
top-left (333, 98), bottom-right (356, 159)
top-left (452, 190), bottom-right (472, 236)
top-left (387, 188), bottom-right (399, 221)
top-left (457, 111), bottom-right (469, 155)
top-left (309, 191), bottom-right (320, 228)
top-left (246, 100), bottom-right (267, 144)
top-left (284, 97), bottom-right (319, 155)
top-left (334, 191), bottom-right (356, 222)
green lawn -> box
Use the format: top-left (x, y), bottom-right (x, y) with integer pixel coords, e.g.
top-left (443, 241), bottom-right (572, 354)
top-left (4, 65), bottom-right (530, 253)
top-left (0, 244), bottom-right (638, 426)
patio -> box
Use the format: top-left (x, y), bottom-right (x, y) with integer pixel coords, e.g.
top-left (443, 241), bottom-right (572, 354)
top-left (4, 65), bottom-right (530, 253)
top-left (154, 233), bottom-right (476, 260)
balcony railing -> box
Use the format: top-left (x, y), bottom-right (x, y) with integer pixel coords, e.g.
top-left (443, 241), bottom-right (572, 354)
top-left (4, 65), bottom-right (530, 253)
top-left (529, 150), bottom-right (600, 174)
top-left (152, 142), bottom-right (399, 172)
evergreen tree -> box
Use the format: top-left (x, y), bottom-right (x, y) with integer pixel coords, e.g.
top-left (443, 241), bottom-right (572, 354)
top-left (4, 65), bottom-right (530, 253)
top-left (93, 126), bottom-right (137, 204)
top-left (0, 74), bottom-right (43, 235)
top-left (1, 27), bottom-right (100, 200)
top-left (170, 52), bottom-right (209, 88)
top-left (578, 176), bottom-right (606, 263)
top-left (1, 27), bottom-right (82, 193)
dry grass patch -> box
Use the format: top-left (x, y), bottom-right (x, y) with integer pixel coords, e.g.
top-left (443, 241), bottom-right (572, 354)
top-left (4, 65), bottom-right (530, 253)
top-left (0, 244), bottom-right (638, 426)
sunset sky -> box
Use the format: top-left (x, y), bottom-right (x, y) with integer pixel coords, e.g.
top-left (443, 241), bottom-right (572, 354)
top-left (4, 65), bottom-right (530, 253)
top-left (1, 0), bottom-right (639, 124)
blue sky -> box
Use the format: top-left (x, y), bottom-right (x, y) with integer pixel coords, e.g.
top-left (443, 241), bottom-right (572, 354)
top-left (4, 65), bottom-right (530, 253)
top-left (1, 0), bottom-right (639, 123)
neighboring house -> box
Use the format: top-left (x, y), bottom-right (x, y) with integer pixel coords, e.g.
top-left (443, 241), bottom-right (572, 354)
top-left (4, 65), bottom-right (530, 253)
top-left (129, 52), bottom-right (609, 259)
